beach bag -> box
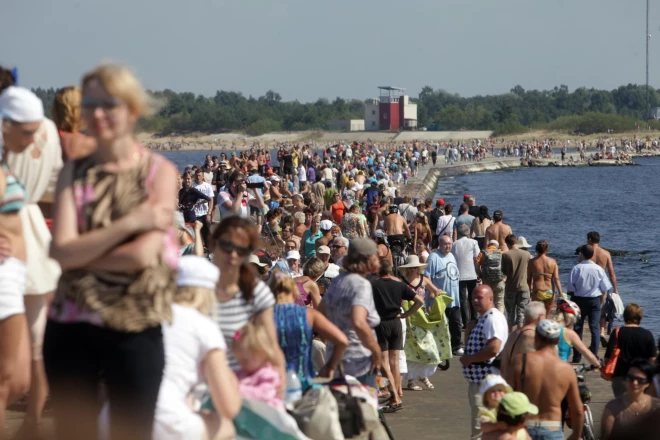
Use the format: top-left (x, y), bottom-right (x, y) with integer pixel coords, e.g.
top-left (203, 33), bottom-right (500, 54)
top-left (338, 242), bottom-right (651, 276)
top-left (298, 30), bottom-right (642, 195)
top-left (601, 327), bottom-right (620, 381)
top-left (291, 386), bottom-right (344, 440)
top-left (234, 398), bottom-right (311, 440)
top-left (482, 250), bottom-right (503, 282)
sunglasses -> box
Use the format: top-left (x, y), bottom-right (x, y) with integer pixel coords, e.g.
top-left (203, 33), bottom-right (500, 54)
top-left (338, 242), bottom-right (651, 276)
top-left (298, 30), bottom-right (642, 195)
top-left (215, 239), bottom-right (253, 257)
top-left (332, 245), bottom-right (346, 249)
top-left (625, 374), bottom-right (649, 385)
top-left (81, 96), bottom-right (123, 111)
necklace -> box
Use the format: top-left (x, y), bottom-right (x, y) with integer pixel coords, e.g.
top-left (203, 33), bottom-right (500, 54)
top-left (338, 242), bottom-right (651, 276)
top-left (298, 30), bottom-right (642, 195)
top-left (625, 394), bottom-right (648, 416)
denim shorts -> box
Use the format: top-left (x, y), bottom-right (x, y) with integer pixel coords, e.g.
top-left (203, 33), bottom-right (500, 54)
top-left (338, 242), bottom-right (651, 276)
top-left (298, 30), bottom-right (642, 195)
top-left (526, 425), bottom-right (564, 440)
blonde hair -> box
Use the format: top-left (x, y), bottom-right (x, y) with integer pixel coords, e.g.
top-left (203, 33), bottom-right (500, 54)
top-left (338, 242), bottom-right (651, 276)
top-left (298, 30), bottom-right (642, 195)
top-left (173, 286), bottom-right (217, 317)
top-left (268, 270), bottom-right (299, 303)
top-left (232, 321), bottom-right (276, 363)
top-left (52, 86), bottom-right (82, 132)
top-left (81, 63), bottom-right (155, 117)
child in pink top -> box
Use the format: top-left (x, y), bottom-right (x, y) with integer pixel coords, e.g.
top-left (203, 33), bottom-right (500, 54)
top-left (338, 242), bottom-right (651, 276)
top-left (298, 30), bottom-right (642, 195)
top-left (232, 322), bottom-right (285, 411)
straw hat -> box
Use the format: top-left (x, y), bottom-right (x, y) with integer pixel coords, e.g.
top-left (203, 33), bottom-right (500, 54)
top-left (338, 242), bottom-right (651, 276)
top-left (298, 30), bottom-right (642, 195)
top-left (398, 255), bottom-right (428, 270)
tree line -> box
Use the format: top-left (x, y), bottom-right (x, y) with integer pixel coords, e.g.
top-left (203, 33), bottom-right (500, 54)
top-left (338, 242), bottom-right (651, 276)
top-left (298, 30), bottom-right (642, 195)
top-left (32, 83), bottom-right (660, 136)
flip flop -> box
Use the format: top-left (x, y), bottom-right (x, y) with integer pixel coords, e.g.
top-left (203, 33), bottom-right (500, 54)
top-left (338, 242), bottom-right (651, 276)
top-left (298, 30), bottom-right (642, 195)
top-left (382, 402), bottom-right (404, 413)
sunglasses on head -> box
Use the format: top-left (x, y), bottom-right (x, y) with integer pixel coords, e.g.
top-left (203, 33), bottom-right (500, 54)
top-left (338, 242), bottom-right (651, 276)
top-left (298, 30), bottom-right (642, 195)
top-left (215, 239), bottom-right (253, 257)
top-left (625, 374), bottom-right (649, 385)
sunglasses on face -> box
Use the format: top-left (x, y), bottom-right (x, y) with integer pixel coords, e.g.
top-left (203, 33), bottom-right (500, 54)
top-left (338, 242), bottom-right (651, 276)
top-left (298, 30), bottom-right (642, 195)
top-left (81, 96), bottom-right (123, 111)
top-left (625, 374), bottom-right (649, 385)
top-left (332, 245), bottom-right (346, 249)
top-left (215, 239), bottom-right (253, 257)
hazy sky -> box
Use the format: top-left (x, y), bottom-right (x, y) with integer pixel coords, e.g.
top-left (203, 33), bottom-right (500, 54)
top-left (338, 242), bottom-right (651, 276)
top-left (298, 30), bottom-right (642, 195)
top-left (2, 0), bottom-right (659, 102)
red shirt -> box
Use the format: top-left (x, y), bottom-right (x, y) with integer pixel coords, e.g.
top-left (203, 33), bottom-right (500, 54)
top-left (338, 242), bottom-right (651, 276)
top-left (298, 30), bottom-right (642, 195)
top-left (331, 202), bottom-right (346, 223)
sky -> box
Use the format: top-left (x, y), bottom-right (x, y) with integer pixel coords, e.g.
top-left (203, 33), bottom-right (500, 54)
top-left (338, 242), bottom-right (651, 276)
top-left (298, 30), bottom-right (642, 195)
top-left (2, 0), bottom-right (659, 102)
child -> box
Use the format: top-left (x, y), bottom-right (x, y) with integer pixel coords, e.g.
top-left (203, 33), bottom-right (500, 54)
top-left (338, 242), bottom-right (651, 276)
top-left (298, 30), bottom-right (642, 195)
top-left (478, 375), bottom-right (513, 436)
top-left (482, 392), bottom-right (536, 440)
top-left (232, 322), bottom-right (285, 412)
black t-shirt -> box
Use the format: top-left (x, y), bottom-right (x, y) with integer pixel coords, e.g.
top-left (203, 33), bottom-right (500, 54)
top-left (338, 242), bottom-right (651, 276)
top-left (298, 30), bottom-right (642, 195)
top-left (370, 277), bottom-right (416, 321)
top-left (468, 206), bottom-right (481, 218)
top-left (178, 187), bottom-right (211, 223)
top-left (605, 326), bottom-right (658, 377)
top-left (214, 170), bottom-right (229, 192)
top-left (283, 154), bottom-right (293, 168)
top-left (428, 207), bottom-right (444, 232)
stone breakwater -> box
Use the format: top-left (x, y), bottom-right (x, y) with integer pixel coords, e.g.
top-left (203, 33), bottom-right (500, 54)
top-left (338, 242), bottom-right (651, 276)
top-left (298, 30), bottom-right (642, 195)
top-left (400, 153), bottom-right (653, 201)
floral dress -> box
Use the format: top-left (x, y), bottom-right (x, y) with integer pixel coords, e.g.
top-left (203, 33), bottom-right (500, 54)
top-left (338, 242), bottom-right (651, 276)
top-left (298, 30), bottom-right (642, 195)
top-left (402, 279), bottom-right (453, 380)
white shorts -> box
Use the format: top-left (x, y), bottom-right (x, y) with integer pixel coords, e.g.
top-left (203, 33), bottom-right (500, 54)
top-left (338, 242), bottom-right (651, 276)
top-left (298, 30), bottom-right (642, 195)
top-left (0, 257), bottom-right (28, 320)
top-left (20, 204), bottom-right (61, 295)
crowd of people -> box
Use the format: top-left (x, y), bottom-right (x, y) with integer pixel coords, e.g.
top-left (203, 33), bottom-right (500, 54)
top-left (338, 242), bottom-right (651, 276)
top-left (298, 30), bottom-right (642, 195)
top-left (2, 62), bottom-right (660, 440)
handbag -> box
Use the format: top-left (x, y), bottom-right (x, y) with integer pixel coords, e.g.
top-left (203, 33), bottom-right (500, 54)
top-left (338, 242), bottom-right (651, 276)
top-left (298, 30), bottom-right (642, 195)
top-left (290, 386), bottom-right (344, 440)
top-left (601, 327), bottom-right (620, 381)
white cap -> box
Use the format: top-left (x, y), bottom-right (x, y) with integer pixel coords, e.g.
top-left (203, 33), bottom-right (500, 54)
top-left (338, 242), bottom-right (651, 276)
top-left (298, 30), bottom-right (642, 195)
top-left (479, 374), bottom-right (513, 396)
top-left (324, 263), bottom-right (340, 279)
top-left (270, 175), bottom-right (281, 182)
top-left (247, 254), bottom-right (267, 267)
top-left (320, 220), bottom-right (333, 231)
top-left (317, 245), bottom-right (331, 255)
top-left (285, 250), bottom-right (301, 260)
top-left (177, 256), bottom-right (219, 290)
top-left (0, 86), bottom-right (44, 123)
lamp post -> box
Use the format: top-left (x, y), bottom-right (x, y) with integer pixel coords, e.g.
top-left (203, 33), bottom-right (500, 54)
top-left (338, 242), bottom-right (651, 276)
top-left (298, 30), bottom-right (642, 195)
top-left (646, 0), bottom-right (650, 120)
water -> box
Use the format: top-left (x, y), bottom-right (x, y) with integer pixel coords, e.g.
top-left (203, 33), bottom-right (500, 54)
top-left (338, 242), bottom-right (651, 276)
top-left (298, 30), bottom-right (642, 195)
top-left (434, 157), bottom-right (660, 335)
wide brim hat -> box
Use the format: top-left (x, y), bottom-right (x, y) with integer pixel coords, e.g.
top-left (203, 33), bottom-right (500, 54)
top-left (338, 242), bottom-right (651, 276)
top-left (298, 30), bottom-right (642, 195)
top-left (398, 255), bottom-right (428, 270)
top-left (518, 236), bottom-right (532, 249)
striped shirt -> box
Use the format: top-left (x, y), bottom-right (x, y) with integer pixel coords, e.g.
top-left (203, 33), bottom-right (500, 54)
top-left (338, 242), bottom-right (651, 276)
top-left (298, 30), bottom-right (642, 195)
top-left (0, 163), bottom-right (27, 214)
top-left (215, 280), bottom-right (275, 371)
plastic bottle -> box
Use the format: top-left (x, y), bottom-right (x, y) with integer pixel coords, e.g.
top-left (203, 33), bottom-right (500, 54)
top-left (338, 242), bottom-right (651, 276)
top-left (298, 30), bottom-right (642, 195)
top-left (284, 369), bottom-right (302, 405)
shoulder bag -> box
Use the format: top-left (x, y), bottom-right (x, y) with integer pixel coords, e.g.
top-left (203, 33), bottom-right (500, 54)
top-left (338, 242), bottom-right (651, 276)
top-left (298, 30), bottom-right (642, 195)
top-left (601, 327), bottom-right (621, 381)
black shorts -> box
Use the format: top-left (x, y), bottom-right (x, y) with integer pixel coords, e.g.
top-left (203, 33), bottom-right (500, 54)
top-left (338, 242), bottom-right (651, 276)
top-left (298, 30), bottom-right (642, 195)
top-left (375, 319), bottom-right (404, 351)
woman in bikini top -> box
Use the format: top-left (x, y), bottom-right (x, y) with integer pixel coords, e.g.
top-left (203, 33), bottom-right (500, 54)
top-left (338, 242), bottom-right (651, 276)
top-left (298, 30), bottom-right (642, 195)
top-left (528, 240), bottom-right (562, 316)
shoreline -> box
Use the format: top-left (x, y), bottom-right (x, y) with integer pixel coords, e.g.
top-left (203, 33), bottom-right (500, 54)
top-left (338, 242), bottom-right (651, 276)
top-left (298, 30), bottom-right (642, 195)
top-left (400, 151), bottom-right (660, 200)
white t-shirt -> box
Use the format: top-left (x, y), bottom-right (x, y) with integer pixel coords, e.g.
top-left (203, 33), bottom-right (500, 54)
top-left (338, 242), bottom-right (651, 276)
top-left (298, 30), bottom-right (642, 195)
top-left (436, 215), bottom-right (456, 238)
top-left (218, 190), bottom-right (254, 219)
top-left (154, 304), bottom-right (226, 440)
top-left (451, 237), bottom-right (480, 281)
top-left (192, 182), bottom-right (214, 217)
top-left (398, 203), bottom-right (418, 225)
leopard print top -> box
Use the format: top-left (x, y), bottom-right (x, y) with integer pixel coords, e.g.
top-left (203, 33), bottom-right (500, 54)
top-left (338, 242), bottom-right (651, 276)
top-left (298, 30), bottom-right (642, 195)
top-left (51, 151), bottom-right (178, 332)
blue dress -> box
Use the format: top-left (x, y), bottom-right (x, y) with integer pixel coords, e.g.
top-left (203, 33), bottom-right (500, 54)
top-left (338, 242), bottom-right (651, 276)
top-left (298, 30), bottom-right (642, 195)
top-left (274, 303), bottom-right (314, 383)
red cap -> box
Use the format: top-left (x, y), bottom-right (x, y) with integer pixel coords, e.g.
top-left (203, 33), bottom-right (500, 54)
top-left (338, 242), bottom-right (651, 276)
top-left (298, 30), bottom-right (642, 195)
top-left (463, 194), bottom-right (471, 200)
top-left (436, 199), bottom-right (445, 206)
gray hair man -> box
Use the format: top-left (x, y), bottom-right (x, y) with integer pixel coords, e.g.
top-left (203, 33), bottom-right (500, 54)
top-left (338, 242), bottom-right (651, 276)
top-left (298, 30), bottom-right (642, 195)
top-left (331, 236), bottom-right (349, 267)
top-left (499, 301), bottom-right (545, 380)
top-left (451, 224), bottom-right (480, 334)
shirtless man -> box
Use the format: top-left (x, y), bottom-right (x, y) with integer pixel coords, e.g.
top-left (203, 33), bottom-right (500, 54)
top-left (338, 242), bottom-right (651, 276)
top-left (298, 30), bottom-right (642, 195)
top-left (500, 302), bottom-right (545, 381)
top-left (509, 320), bottom-right (583, 440)
top-left (485, 210), bottom-right (513, 251)
top-left (583, 231), bottom-right (618, 342)
top-left (383, 204), bottom-right (411, 245)
top-left (484, 209), bottom-right (513, 252)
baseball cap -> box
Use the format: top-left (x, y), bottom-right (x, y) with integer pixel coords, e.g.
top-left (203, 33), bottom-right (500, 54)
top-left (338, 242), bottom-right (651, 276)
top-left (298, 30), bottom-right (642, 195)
top-left (479, 374), bottom-right (513, 396)
top-left (348, 238), bottom-right (379, 258)
top-left (488, 239), bottom-right (500, 246)
top-left (320, 220), bottom-right (333, 231)
top-left (317, 245), bottom-right (331, 255)
top-left (463, 194), bottom-right (471, 200)
top-left (498, 392), bottom-right (539, 417)
top-left (0, 86), bottom-right (44, 123)
top-left (436, 199), bottom-right (445, 206)
top-left (177, 256), bottom-right (219, 290)
top-left (247, 255), bottom-right (267, 267)
top-left (536, 319), bottom-right (561, 340)
top-left (270, 175), bottom-right (281, 182)
top-left (285, 250), bottom-right (301, 261)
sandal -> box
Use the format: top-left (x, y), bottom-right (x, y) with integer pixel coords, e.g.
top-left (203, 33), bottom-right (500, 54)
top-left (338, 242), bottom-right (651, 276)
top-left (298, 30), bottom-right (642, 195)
top-left (382, 402), bottom-right (404, 413)
top-left (405, 380), bottom-right (422, 391)
top-left (378, 389), bottom-right (392, 400)
top-left (420, 377), bottom-right (435, 389)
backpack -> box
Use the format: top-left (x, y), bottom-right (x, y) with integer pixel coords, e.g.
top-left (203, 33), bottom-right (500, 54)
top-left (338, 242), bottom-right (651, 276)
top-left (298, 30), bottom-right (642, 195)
top-left (482, 249), bottom-right (503, 282)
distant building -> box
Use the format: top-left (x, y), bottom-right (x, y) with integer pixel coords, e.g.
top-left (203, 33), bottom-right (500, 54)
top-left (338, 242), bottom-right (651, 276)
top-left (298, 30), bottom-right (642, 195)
top-left (327, 119), bottom-right (365, 131)
top-left (364, 86), bottom-right (417, 131)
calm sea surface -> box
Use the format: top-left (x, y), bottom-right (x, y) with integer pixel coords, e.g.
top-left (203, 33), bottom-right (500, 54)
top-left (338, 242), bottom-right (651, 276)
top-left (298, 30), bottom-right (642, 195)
top-left (434, 156), bottom-right (660, 335)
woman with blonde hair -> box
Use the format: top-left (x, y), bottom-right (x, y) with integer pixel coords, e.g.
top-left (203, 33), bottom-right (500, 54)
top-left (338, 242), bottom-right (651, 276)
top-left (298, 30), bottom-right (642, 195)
top-left (269, 271), bottom-right (348, 383)
top-left (413, 211), bottom-right (432, 254)
top-left (44, 64), bottom-right (180, 440)
top-left (52, 85), bottom-right (96, 161)
top-left (292, 256), bottom-right (324, 308)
